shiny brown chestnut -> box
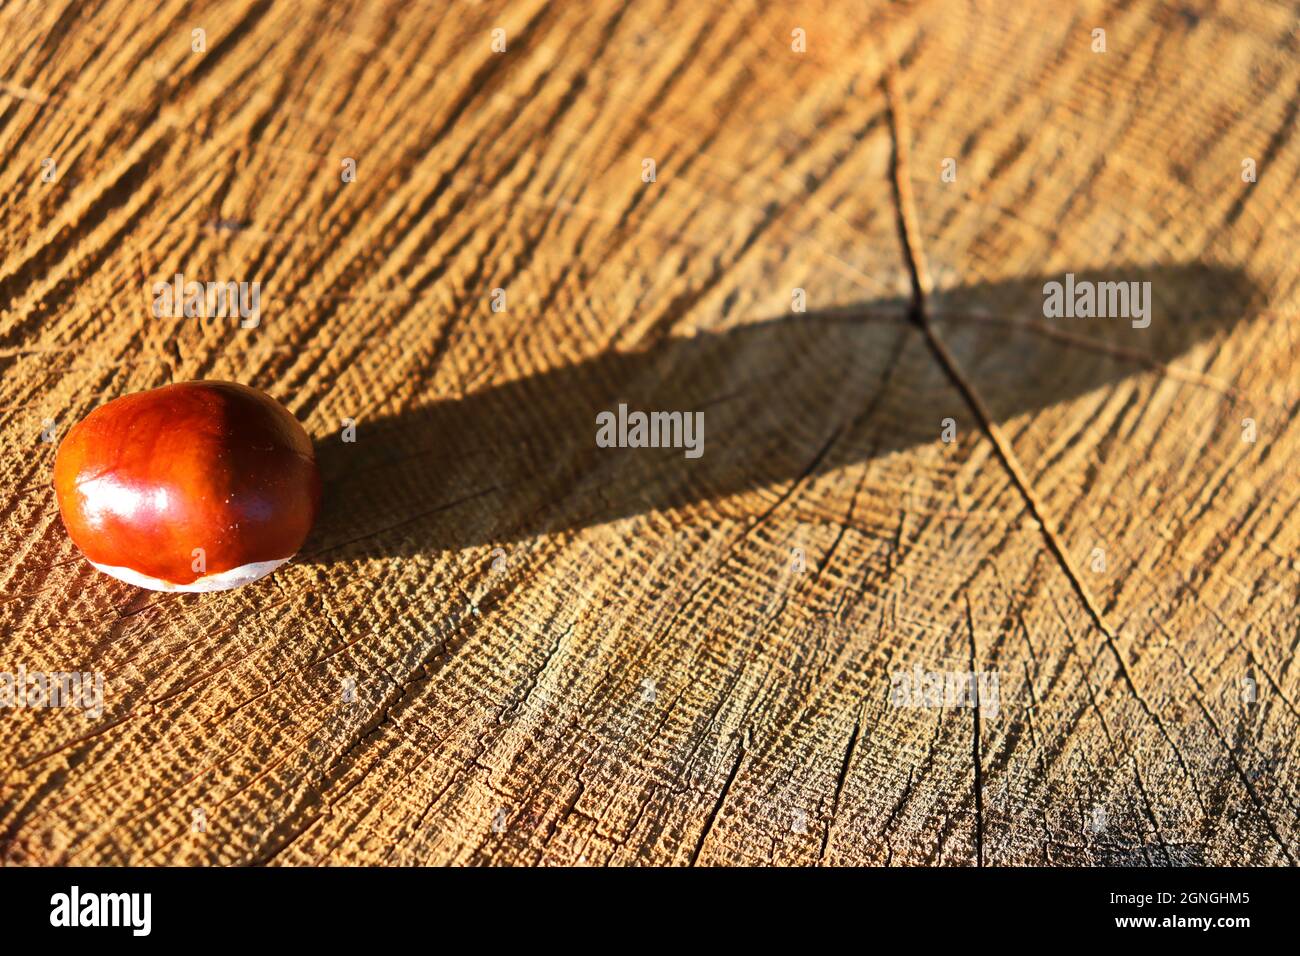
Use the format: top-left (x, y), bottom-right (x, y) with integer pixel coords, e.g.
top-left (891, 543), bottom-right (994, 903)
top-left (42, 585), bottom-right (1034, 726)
top-left (53, 381), bottom-right (320, 592)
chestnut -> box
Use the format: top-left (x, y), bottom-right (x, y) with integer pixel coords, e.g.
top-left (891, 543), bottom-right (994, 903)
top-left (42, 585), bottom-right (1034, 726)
top-left (53, 381), bottom-right (320, 592)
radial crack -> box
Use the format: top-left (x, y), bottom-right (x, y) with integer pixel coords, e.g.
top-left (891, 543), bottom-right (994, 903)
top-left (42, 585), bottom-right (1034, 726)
top-left (880, 69), bottom-right (1251, 861)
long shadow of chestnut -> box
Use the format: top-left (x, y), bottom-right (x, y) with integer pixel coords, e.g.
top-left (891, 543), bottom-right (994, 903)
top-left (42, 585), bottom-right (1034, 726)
top-left (304, 263), bottom-right (1258, 562)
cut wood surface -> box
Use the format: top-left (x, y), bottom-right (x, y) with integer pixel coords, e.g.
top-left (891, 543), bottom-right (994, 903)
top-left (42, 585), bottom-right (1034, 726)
top-left (1, 0), bottom-right (1298, 866)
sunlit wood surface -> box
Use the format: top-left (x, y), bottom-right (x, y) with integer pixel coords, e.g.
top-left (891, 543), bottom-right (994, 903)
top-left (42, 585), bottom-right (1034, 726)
top-left (1, 0), bottom-right (1298, 865)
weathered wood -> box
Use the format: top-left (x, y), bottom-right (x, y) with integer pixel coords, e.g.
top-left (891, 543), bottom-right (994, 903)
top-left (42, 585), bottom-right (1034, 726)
top-left (0, 0), bottom-right (1297, 865)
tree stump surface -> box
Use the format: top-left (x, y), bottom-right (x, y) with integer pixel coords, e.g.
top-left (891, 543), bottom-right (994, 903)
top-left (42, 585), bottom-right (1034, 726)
top-left (1, 0), bottom-right (1297, 865)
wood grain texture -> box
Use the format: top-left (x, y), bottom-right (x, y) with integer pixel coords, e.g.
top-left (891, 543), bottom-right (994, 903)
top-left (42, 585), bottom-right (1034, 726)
top-left (1, 0), bottom-right (1297, 866)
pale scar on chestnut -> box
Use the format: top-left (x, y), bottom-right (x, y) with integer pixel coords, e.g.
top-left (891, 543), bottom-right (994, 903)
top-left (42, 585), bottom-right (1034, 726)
top-left (53, 381), bottom-right (321, 592)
